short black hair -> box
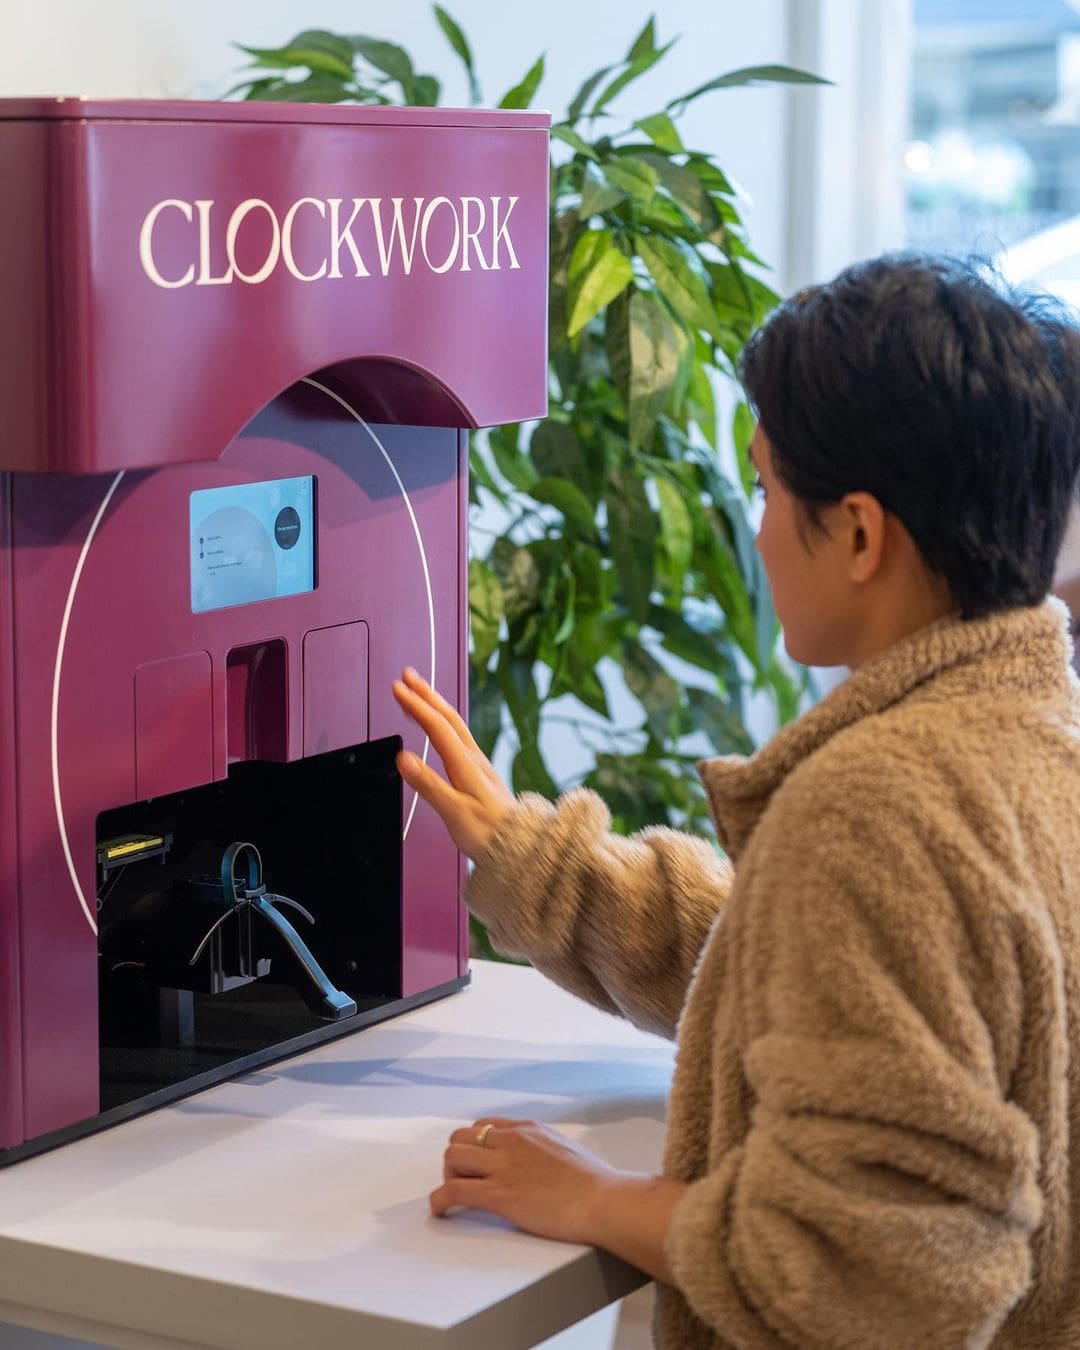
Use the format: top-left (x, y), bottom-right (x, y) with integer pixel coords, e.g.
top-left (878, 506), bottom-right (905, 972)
top-left (739, 253), bottom-right (1080, 619)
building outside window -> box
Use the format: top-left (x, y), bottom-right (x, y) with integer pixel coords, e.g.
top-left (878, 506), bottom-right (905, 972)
top-left (908, 0), bottom-right (1080, 305)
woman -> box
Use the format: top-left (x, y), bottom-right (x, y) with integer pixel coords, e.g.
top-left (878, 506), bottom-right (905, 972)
top-left (392, 254), bottom-right (1080, 1347)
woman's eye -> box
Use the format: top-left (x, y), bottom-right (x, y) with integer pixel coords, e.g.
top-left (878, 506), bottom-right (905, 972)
top-left (752, 475), bottom-right (765, 497)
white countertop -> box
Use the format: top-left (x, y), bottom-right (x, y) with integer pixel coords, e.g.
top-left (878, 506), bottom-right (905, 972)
top-left (0, 960), bottom-right (675, 1350)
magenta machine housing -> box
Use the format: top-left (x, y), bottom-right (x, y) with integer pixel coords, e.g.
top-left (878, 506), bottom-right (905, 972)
top-left (0, 99), bottom-right (549, 1162)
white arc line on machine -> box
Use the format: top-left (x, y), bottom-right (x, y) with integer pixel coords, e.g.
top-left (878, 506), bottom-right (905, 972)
top-left (52, 470), bottom-right (126, 937)
top-left (301, 377), bottom-right (437, 843)
top-left (52, 384), bottom-right (440, 938)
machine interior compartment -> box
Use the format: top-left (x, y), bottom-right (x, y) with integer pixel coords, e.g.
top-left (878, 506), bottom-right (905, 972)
top-left (95, 735), bottom-right (402, 1113)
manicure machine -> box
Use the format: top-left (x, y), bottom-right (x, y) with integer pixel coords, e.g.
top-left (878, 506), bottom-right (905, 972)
top-left (0, 98), bottom-right (549, 1162)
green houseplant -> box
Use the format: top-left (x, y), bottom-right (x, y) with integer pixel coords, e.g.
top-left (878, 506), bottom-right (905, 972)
top-left (228, 15), bottom-right (823, 876)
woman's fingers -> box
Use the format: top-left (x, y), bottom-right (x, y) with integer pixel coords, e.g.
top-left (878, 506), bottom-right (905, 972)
top-left (396, 749), bottom-right (462, 815)
top-left (444, 1143), bottom-right (498, 1180)
top-left (394, 671), bottom-right (513, 806)
top-left (402, 667), bottom-right (484, 756)
top-left (392, 680), bottom-right (481, 790)
top-left (396, 750), bottom-right (491, 860)
top-left (448, 1119), bottom-right (521, 1146)
top-left (431, 1177), bottom-right (493, 1217)
top-left (393, 674), bottom-right (513, 860)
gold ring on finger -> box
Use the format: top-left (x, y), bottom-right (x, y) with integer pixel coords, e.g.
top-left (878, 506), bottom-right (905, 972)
top-left (475, 1122), bottom-right (494, 1148)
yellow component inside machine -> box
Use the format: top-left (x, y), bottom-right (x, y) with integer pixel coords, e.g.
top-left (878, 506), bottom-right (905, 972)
top-left (102, 835), bottom-right (166, 862)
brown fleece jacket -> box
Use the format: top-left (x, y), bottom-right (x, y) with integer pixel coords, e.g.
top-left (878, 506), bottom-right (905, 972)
top-left (465, 599), bottom-right (1080, 1348)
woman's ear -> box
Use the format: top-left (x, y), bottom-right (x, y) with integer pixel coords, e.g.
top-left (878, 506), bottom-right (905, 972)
top-left (843, 493), bottom-right (887, 584)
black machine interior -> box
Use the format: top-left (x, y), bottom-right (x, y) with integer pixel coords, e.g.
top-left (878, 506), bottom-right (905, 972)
top-left (95, 736), bottom-right (402, 1113)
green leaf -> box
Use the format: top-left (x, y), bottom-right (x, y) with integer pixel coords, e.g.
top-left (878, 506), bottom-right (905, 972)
top-left (684, 155), bottom-right (736, 197)
top-left (631, 195), bottom-right (699, 239)
top-left (687, 687), bottom-right (755, 755)
top-left (753, 577), bottom-right (779, 678)
top-left (566, 622), bottom-right (613, 717)
top-left (554, 571), bottom-right (577, 645)
top-left (434, 6), bottom-right (481, 103)
top-left (622, 641), bottom-right (681, 743)
top-left (511, 743), bottom-right (558, 796)
top-left (733, 401), bottom-right (756, 496)
top-left (551, 124), bottom-right (601, 161)
top-left (709, 262), bottom-right (778, 333)
top-left (225, 76), bottom-right (280, 101)
top-left (607, 465), bottom-right (658, 621)
top-left (724, 234), bottom-right (769, 267)
top-left (605, 289), bottom-right (632, 415)
top-left (633, 112), bottom-right (684, 154)
top-left (492, 541), bottom-right (543, 627)
top-left (498, 653), bottom-right (556, 797)
top-left (700, 533), bottom-right (759, 671)
top-left (636, 234), bottom-right (719, 340)
top-left (688, 345), bottom-right (718, 449)
top-left (667, 64), bottom-right (831, 112)
top-left (569, 541), bottom-right (612, 611)
top-left (469, 440), bottom-right (509, 505)
top-left (237, 31), bottom-right (356, 79)
top-left (635, 152), bottom-right (723, 236)
top-left (530, 476), bottom-right (597, 536)
top-left (548, 212), bottom-right (585, 356)
top-left (469, 559), bottom-right (504, 667)
top-left (567, 65), bottom-right (617, 122)
top-left (530, 422), bottom-right (595, 501)
top-left (696, 455), bottom-right (777, 676)
top-left (489, 425), bottom-right (540, 492)
top-left (696, 453), bottom-right (762, 586)
top-left (412, 74), bottom-right (441, 106)
top-left (566, 230), bottom-right (634, 339)
top-left (249, 73), bottom-right (353, 102)
top-left (768, 653), bottom-right (808, 727)
top-left (671, 320), bottom-right (697, 416)
top-left (499, 54), bottom-right (545, 110)
top-left (591, 42), bottom-right (675, 117)
top-left (601, 157), bottom-right (658, 202)
top-left (469, 671), bottom-right (503, 755)
top-left (348, 36), bottom-right (416, 85)
top-left (288, 29), bottom-right (355, 62)
top-left (627, 289), bottom-right (687, 453)
top-left (746, 272), bottom-right (782, 325)
top-left (706, 258), bottom-right (754, 329)
top-left (655, 476), bottom-right (694, 579)
top-left (648, 604), bottom-right (726, 674)
top-left (585, 752), bottom-right (692, 834)
top-left (626, 17), bottom-right (657, 61)
top-left (469, 912), bottom-right (502, 961)
top-left (550, 209), bottom-right (583, 280)
top-left (579, 173), bottom-right (627, 219)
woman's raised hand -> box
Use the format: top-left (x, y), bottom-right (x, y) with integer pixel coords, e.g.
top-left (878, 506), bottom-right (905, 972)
top-left (391, 667), bottom-right (514, 861)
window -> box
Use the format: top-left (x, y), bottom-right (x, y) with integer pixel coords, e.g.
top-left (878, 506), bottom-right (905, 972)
top-left (908, 0), bottom-right (1080, 303)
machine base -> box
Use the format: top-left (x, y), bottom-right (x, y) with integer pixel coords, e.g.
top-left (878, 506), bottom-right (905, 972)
top-left (0, 971), bottom-right (470, 1167)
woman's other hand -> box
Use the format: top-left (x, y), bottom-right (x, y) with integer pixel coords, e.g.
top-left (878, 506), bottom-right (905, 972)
top-left (432, 1118), bottom-right (616, 1244)
top-left (392, 667), bottom-right (514, 861)
top-left (431, 1117), bottom-right (688, 1283)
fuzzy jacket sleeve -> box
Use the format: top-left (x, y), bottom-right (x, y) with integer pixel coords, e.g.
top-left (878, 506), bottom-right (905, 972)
top-left (664, 758), bottom-right (1045, 1349)
top-left (464, 787), bottom-right (733, 1038)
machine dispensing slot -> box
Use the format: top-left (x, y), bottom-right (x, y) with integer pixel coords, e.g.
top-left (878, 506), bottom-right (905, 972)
top-left (227, 640), bottom-right (287, 763)
top-left (95, 736), bottom-right (402, 1112)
